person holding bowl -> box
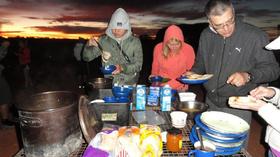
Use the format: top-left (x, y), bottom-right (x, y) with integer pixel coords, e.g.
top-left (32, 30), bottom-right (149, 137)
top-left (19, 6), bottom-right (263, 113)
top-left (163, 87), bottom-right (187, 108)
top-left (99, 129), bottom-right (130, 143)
top-left (83, 8), bottom-right (143, 85)
top-left (150, 25), bottom-right (195, 91)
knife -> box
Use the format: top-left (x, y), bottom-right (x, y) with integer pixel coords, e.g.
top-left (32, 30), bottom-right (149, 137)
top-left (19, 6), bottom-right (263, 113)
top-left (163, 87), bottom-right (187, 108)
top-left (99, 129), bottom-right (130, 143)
top-left (211, 83), bottom-right (228, 93)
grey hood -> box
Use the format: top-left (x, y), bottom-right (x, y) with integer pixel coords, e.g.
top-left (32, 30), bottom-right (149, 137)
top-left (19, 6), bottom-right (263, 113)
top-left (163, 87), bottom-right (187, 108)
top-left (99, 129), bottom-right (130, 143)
top-left (105, 8), bottom-right (132, 41)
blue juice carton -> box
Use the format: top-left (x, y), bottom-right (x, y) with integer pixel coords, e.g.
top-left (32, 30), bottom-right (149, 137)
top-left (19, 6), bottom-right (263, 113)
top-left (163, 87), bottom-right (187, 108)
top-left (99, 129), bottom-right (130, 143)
top-left (136, 85), bottom-right (146, 110)
top-left (147, 86), bottom-right (160, 106)
top-left (160, 85), bottom-right (172, 111)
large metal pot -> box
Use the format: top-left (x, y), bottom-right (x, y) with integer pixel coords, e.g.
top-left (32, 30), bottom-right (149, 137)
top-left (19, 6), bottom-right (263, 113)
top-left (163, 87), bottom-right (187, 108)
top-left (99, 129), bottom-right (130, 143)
top-left (175, 101), bottom-right (209, 119)
top-left (86, 77), bottom-right (113, 99)
top-left (16, 91), bottom-right (82, 157)
top-left (88, 77), bottom-right (113, 89)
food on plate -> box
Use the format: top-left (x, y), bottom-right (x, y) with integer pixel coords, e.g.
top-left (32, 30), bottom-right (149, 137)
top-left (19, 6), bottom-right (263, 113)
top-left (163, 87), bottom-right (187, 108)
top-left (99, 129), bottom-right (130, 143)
top-left (186, 74), bottom-right (213, 80)
top-left (229, 96), bottom-right (257, 104)
top-left (187, 73), bottom-right (204, 79)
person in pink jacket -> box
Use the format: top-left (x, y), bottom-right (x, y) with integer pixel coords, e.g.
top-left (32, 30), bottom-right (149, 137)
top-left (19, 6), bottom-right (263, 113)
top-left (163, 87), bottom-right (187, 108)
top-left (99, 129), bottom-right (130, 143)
top-left (150, 25), bottom-right (195, 91)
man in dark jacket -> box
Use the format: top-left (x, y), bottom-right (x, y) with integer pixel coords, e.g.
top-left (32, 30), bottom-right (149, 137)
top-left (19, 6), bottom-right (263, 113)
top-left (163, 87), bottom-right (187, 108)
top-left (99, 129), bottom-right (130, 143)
top-left (186, 0), bottom-right (280, 125)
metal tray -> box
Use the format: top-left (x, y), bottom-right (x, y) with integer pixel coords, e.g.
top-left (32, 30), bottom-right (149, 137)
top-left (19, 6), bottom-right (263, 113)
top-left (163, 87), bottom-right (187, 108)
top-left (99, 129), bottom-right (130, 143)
top-left (14, 110), bottom-right (252, 157)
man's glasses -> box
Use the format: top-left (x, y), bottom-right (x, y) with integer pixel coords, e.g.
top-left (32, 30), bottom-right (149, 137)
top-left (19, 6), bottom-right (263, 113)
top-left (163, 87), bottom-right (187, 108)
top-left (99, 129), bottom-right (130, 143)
top-left (210, 15), bottom-right (235, 31)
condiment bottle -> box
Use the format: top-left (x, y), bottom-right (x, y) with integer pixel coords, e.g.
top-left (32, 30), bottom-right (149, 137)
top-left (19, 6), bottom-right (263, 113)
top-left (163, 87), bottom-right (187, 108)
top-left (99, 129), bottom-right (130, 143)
top-left (166, 127), bottom-right (182, 152)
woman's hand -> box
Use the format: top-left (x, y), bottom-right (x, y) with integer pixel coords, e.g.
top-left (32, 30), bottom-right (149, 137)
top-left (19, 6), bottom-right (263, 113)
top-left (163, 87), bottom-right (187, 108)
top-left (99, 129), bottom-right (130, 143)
top-left (250, 86), bottom-right (276, 100)
top-left (112, 64), bottom-right (123, 75)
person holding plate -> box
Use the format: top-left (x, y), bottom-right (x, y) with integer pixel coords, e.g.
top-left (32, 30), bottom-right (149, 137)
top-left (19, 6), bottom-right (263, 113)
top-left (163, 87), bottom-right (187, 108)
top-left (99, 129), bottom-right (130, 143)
top-left (83, 8), bottom-right (143, 85)
top-left (150, 25), bottom-right (195, 91)
top-left (229, 36), bottom-right (280, 157)
top-left (185, 0), bottom-right (280, 126)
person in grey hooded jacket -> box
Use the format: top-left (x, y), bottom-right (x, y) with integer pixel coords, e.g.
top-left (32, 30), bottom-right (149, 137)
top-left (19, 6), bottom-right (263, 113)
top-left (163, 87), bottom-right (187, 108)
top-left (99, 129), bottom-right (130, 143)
top-left (83, 8), bottom-right (143, 85)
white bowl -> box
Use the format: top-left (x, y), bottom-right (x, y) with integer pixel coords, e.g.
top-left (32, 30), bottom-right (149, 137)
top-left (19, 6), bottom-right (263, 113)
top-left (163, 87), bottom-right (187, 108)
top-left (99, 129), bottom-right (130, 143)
top-left (194, 141), bottom-right (216, 151)
top-left (170, 111), bottom-right (188, 127)
top-left (179, 92), bottom-right (196, 102)
top-left (172, 124), bottom-right (186, 129)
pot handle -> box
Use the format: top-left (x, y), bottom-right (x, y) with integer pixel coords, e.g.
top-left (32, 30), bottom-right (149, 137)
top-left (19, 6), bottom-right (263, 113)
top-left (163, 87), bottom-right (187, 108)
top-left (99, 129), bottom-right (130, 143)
top-left (19, 116), bottom-right (42, 127)
top-left (78, 95), bottom-right (96, 143)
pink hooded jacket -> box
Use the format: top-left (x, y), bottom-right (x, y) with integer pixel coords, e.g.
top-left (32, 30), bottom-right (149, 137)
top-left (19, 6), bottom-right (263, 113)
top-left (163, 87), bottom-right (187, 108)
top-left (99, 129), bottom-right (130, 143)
top-left (151, 25), bottom-right (195, 90)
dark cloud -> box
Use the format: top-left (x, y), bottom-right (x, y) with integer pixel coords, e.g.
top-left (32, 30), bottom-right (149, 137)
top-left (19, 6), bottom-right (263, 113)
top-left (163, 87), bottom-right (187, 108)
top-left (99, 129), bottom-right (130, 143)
top-left (151, 9), bottom-right (205, 20)
top-left (1, 0), bottom-right (280, 38)
top-left (237, 6), bottom-right (280, 18)
top-left (31, 25), bottom-right (106, 34)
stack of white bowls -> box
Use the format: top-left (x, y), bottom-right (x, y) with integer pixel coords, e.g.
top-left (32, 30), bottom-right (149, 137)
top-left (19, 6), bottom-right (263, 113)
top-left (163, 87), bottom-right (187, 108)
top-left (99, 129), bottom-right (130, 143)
top-left (178, 92), bottom-right (196, 102)
top-left (170, 111), bottom-right (188, 128)
top-left (190, 111), bottom-right (249, 156)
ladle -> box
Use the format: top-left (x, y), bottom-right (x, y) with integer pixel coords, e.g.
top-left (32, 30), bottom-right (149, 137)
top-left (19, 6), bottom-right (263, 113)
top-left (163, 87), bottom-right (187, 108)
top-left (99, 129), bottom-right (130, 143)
top-left (196, 126), bottom-right (204, 150)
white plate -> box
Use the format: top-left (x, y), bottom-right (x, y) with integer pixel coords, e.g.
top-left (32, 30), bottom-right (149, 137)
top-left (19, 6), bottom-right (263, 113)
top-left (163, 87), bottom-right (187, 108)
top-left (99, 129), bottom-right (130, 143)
top-left (202, 136), bottom-right (244, 148)
top-left (200, 111), bottom-right (249, 134)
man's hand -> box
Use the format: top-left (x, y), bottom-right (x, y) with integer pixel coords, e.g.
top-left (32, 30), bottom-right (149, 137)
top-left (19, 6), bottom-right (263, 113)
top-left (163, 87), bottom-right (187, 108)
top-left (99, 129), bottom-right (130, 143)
top-left (87, 36), bottom-right (98, 47)
top-left (227, 72), bottom-right (250, 87)
top-left (101, 51), bottom-right (111, 63)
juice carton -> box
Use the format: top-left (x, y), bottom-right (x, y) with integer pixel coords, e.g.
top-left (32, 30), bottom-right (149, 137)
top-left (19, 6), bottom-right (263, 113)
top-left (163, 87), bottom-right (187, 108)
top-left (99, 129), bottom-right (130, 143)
top-left (160, 85), bottom-right (172, 111)
top-left (136, 85), bottom-right (146, 110)
top-left (147, 86), bottom-right (160, 106)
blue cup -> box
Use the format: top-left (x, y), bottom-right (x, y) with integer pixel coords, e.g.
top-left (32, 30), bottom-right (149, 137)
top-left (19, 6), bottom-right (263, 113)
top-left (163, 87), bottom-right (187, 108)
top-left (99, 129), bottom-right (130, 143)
top-left (103, 96), bottom-right (118, 103)
top-left (188, 141), bottom-right (216, 157)
top-left (100, 65), bottom-right (116, 75)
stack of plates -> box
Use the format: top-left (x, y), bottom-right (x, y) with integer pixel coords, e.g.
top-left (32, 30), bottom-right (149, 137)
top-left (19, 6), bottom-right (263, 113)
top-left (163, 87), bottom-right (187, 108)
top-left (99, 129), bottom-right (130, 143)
top-left (190, 111), bottom-right (250, 156)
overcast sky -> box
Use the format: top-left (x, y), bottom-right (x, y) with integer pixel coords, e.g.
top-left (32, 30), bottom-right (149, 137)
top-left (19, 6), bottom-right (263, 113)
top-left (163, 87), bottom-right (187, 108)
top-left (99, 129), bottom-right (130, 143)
top-left (0, 0), bottom-right (279, 39)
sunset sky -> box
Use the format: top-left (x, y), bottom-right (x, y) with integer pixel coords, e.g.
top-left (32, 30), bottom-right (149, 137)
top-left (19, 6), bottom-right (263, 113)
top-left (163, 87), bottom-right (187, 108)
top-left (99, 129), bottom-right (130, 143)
top-left (0, 0), bottom-right (279, 39)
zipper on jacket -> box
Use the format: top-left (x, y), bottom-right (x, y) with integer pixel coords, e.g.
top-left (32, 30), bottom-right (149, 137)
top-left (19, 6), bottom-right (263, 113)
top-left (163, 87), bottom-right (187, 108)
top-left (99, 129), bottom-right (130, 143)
top-left (216, 39), bottom-right (226, 101)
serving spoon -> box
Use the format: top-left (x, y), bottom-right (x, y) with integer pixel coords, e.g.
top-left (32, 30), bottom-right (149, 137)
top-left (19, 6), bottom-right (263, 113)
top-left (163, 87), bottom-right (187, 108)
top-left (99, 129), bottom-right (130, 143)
top-left (196, 127), bottom-right (204, 150)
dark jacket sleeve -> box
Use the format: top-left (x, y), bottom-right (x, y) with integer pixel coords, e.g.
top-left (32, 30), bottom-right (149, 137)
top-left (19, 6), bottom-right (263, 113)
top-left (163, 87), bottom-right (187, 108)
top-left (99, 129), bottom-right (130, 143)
top-left (248, 32), bottom-right (280, 83)
top-left (82, 42), bottom-right (102, 62)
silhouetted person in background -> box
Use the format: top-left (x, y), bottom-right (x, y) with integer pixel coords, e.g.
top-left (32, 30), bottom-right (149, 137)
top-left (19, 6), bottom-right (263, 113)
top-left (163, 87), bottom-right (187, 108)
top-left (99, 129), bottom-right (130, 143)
top-left (0, 40), bottom-right (13, 127)
top-left (74, 37), bottom-right (87, 84)
top-left (15, 40), bottom-right (33, 88)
